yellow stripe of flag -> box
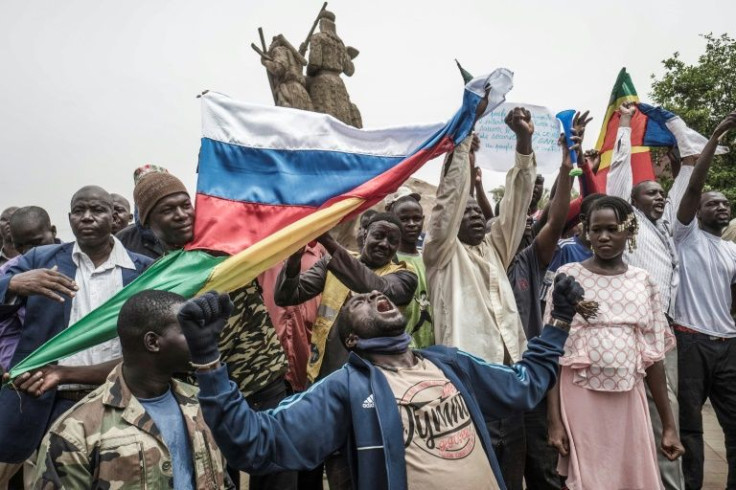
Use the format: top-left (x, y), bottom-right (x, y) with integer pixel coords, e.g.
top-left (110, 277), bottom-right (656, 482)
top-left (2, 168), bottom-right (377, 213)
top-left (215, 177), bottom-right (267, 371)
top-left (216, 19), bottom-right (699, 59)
top-left (199, 197), bottom-right (365, 294)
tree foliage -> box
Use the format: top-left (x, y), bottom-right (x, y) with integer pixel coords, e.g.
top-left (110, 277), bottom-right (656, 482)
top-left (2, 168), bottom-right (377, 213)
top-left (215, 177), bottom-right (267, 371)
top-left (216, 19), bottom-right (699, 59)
top-left (650, 33), bottom-right (736, 203)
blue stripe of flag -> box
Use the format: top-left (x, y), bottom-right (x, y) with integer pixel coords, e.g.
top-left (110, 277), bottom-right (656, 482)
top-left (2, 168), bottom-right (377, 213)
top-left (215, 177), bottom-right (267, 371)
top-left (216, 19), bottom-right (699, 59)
top-left (197, 138), bottom-right (404, 207)
top-left (638, 103), bottom-right (677, 147)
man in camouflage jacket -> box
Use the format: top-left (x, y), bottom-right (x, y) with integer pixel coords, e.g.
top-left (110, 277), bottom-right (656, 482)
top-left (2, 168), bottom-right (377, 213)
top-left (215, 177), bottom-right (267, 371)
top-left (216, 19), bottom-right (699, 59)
top-left (32, 290), bottom-right (232, 490)
top-left (116, 169), bottom-right (292, 489)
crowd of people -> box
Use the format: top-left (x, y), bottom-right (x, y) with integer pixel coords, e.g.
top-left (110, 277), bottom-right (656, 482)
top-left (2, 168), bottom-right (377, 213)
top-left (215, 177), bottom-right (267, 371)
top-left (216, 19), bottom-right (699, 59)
top-left (0, 102), bottom-right (734, 490)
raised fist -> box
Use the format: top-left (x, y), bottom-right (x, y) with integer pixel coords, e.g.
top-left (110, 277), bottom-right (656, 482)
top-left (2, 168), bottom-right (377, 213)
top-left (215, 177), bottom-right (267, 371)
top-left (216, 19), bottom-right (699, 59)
top-left (177, 291), bottom-right (234, 365)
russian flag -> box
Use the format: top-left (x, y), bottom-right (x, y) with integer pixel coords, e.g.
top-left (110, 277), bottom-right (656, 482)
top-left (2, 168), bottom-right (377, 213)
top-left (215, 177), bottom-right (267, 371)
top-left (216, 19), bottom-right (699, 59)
top-left (8, 68), bottom-right (514, 379)
top-left (187, 68), bottom-right (513, 257)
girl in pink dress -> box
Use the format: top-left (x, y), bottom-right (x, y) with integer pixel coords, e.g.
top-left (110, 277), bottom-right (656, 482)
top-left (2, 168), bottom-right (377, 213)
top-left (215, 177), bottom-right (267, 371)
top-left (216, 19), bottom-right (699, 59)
top-left (545, 196), bottom-right (684, 490)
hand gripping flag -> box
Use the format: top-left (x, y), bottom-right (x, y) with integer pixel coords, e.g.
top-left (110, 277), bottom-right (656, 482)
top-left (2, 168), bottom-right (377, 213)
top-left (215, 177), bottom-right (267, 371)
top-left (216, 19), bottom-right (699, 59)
top-left (8, 68), bottom-right (514, 379)
top-left (593, 68), bottom-right (727, 189)
top-left (636, 103), bottom-right (728, 157)
top-left (593, 68), bottom-right (652, 188)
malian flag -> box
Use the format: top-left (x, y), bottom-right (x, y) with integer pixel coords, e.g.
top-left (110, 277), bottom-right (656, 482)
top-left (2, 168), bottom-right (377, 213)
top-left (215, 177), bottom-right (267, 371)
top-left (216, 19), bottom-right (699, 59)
top-left (594, 67), bottom-right (726, 189)
top-left (8, 68), bottom-right (514, 379)
top-left (593, 68), bottom-right (653, 188)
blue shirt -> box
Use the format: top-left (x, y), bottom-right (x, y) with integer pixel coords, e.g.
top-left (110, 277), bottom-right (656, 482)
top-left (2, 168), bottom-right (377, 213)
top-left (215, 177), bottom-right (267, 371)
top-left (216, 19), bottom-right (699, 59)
top-left (138, 389), bottom-right (195, 490)
top-left (541, 236), bottom-right (593, 300)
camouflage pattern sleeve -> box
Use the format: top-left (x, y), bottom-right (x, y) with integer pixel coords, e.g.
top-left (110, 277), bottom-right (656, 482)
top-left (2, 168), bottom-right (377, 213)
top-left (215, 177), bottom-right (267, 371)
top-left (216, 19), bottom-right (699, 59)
top-left (33, 432), bottom-right (92, 490)
top-left (218, 281), bottom-right (288, 398)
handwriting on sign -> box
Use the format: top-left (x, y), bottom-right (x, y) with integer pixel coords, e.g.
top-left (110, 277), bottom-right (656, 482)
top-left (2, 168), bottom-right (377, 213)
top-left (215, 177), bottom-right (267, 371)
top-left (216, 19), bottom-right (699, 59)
top-left (475, 102), bottom-right (563, 173)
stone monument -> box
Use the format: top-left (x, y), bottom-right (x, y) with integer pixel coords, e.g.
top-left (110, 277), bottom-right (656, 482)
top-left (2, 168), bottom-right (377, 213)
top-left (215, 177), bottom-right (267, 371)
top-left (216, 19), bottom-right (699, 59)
top-left (260, 34), bottom-right (313, 111)
top-left (252, 5), bottom-right (377, 249)
top-left (253, 4), bottom-right (361, 128)
top-left (305, 10), bottom-right (362, 127)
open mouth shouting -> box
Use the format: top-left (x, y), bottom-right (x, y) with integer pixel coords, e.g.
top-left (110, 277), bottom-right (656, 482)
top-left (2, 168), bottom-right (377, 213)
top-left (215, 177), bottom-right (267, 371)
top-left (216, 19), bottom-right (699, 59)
top-left (375, 296), bottom-right (396, 313)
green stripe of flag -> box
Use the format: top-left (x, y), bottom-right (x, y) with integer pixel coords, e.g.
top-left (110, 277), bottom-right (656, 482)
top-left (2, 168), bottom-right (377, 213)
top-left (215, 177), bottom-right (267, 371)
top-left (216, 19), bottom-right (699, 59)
top-left (8, 249), bottom-right (226, 379)
top-left (608, 67), bottom-right (638, 104)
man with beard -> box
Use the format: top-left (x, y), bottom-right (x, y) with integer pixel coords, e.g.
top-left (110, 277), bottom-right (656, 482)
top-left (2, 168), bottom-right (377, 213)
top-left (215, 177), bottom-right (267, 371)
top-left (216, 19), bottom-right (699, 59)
top-left (176, 274), bottom-right (583, 490)
top-left (605, 102), bottom-right (696, 490)
top-left (671, 111), bottom-right (736, 490)
top-left (386, 188), bottom-right (434, 348)
top-left (275, 214), bottom-right (417, 383)
top-left (32, 289), bottom-right (233, 489)
top-left (0, 186), bottom-right (152, 487)
top-left (424, 108), bottom-right (536, 489)
top-left (275, 213), bottom-right (416, 490)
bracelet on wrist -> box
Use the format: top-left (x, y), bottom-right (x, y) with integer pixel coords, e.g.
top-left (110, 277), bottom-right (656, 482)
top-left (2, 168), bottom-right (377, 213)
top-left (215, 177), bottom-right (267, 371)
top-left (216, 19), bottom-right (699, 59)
top-left (190, 356), bottom-right (221, 372)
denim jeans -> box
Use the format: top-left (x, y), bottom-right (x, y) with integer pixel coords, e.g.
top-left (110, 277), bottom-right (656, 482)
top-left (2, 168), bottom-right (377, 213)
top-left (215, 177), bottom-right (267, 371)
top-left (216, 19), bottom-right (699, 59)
top-left (676, 331), bottom-right (736, 490)
top-left (486, 412), bottom-right (526, 490)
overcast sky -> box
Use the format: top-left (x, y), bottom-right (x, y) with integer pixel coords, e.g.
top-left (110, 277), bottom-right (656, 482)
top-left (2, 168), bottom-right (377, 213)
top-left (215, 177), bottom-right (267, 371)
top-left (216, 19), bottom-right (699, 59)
top-left (1, 0), bottom-right (733, 239)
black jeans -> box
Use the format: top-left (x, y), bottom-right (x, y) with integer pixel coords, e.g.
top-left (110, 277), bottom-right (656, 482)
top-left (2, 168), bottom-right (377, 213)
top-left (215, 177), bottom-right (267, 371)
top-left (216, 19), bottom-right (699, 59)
top-left (228, 378), bottom-right (298, 490)
top-left (523, 399), bottom-right (562, 490)
top-left (676, 330), bottom-right (736, 490)
top-left (486, 412), bottom-right (526, 490)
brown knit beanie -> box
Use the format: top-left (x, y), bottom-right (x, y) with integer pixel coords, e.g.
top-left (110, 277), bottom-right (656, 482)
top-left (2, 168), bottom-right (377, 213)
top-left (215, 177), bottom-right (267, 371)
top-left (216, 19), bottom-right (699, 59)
top-left (134, 172), bottom-right (188, 225)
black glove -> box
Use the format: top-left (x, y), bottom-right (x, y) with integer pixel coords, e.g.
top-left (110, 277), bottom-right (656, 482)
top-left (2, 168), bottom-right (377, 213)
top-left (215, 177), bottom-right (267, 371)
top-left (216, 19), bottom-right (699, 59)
top-left (177, 291), bottom-right (234, 365)
top-left (550, 273), bottom-right (584, 323)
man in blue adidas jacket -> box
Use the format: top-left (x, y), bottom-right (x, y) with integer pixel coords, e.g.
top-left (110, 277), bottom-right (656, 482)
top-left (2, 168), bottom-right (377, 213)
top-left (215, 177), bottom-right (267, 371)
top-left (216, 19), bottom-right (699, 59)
top-left (179, 275), bottom-right (584, 490)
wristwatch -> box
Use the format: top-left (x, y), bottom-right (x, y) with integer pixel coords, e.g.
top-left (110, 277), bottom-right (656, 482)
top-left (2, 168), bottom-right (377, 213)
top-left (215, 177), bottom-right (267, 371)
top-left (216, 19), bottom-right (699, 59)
top-left (549, 318), bottom-right (571, 332)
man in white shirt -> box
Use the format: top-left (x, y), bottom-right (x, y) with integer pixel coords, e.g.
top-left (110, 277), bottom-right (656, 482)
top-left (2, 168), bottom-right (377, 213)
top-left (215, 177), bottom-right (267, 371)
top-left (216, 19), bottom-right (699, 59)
top-left (0, 185), bottom-right (151, 486)
top-left (606, 102), bottom-right (695, 490)
top-left (424, 107), bottom-right (536, 490)
top-left (671, 111), bottom-right (736, 490)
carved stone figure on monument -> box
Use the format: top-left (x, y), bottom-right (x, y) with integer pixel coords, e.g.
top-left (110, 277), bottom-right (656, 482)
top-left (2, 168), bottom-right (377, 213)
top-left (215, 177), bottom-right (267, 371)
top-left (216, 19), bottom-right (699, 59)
top-left (261, 34), bottom-right (314, 111)
top-left (306, 10), bottom-right (362, 128)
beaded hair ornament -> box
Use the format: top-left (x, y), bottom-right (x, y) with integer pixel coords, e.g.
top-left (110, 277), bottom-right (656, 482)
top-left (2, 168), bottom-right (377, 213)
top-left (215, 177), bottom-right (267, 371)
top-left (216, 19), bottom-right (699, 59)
top-left (617, 212), bottom-right (639, 252)
top-left (576, 212), bottom-right (640, 321)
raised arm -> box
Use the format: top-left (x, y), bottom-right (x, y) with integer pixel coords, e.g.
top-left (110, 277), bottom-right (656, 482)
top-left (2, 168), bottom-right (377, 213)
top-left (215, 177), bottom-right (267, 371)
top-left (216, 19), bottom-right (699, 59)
top-left (473, 166), bottom-right (494, 221)
top-left (677, 111), bottom-right (736, 225)
top-left (535, 135), bottom-right (574, 267)
top-left (489, 107), bottom-right (536, 268)
top-left (422, 136), bottom-right (473, 269)
top-left (457, 274), bottom-right (582, 419)
top-left (197, 365), bottom-right (350, 473)
top-left (424, 94), bottom-right (490, 268)
top-left (605, 103), bottom-right (635, 200)
top-left (662, 151), bottom-right (694, 227)
top-left (274, 248), bottom-right (330, 307)
top-left (325, 246), bottom-right (417, 306)
top-left (178, 293), bottom-right (350, 473)
top-left (467, 134), bottom-right (494, 221)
